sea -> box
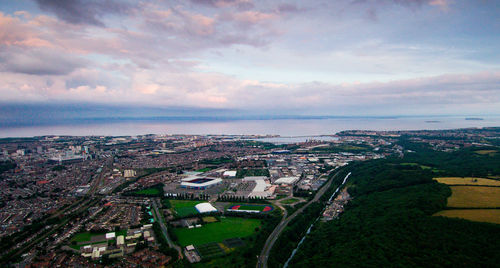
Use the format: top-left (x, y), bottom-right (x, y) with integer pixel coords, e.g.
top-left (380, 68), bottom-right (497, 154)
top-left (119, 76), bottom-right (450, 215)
top-left (1, 116), bottom-right (499, 138)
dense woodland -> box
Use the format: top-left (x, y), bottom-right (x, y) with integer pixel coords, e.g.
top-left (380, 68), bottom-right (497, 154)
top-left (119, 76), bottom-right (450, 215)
top-left (286, 140), bottom-right (500, 267)
top-left (268, 169), bottom-right (349, 267)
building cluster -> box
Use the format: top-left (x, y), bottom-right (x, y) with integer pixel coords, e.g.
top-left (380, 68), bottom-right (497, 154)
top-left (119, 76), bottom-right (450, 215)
top-left (322, 188), bottom-right (352, 221)
top-left (3, 129), bottom-right (496, 266)
top-left (78, 225), bottom-right (155, 259)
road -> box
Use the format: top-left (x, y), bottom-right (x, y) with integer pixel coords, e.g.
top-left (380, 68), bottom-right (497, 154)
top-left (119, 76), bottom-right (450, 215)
top-left (88, 157), bottom-right (114, 196)
top-left (151, 199), bottom-right (183, 259)
top-left (256, 169), bottom-right (343, 268)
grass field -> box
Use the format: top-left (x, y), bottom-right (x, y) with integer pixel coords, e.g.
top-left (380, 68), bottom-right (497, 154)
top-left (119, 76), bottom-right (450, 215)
top-left (434, 209), bottom-right (500, 225)
top-left (400, 162), bottom-right (442, 172)
top-left (401, 162), bottom-right (432, 169)
top-left (236, 205), bottom-right (263, 211)
top-left (196, 167), bottom-right (213, 172)
top-left (170, 200), bottom-right (204, 217)
top-left (69, 230), bottom-right (127, 250)
top-left (447, 186), bottom-right (500, 208)
top-left (173, 217), bottom-right (261, 246)
top-left (72, 232), bottom-right (99, 242)
top-left (435, 177), bottom-right (500, 186)
top-left (134, 188), bottom-right (161, 195)
top-left (69, 240), bottom-right (108, 250)
top-left (280, 198), bottom-right (299, 205)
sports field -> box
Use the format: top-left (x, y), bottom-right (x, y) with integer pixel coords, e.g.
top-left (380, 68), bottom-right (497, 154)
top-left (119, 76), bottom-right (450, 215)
top-left (435, 177), bottom-right (500, 186)
top-left (434, 209), bottom-right (500, 225)
top-left (227, 204), bottom-right (273, 212)
top-left (134, 187), bottom-right (161, 195)
top-left (72, 232), bottom-right (101, 242)
top-left (280, 198), bottom-right (299, 205)
top-left (447, 186), bottom-right (500, 208)
top-left (170, 200), bottom-right (204, 217)
top-left (173, 217), bottom-right (261, 246)
top-left (196, 167), bottom-right (213, 172)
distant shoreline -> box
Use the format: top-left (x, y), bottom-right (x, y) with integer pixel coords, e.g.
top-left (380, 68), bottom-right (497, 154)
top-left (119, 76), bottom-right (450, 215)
top-left (1, 116), bottom-right (499, 139)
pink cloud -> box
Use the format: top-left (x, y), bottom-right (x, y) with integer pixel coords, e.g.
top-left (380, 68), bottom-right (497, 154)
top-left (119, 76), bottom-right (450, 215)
top-left (429, 0), bottom-right (451, 11)
top-left (0, 12), bottom-right (32, 47)
top-left (232, 11), bottom-right (276, 24)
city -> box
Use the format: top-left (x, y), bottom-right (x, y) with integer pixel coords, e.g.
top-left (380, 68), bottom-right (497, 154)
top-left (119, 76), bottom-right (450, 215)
top-left (1, 128), bottom-right (500, 266)
top-left (1, 0), bottom-right (499, 267)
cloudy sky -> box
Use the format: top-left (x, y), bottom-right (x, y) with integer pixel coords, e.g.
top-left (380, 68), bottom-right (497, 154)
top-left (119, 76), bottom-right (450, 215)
top-left (0, 0), bottom-right (499, 119)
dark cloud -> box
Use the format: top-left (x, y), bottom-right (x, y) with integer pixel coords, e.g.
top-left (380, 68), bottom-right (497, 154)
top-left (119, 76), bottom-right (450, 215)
top-left (0, 47), bottom-right (85, 75)
top-left (349, 0), bottom-right (442, 21)
top-left (0, 102), bottom-right (237, 127)
top-left (189, 0), bottom-right (254, 10)
top-left (34, 0), bottom-right (133, 26)
top-left (275, 3), bottom-right (305, 14)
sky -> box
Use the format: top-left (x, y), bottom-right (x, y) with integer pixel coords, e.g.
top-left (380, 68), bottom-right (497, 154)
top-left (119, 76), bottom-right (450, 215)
top-left (0, 0), bottom-right (499, 120)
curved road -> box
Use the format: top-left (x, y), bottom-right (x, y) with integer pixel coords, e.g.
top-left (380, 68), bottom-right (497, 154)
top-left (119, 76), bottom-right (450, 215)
top-left (257, 169), bottom-right (343, 268)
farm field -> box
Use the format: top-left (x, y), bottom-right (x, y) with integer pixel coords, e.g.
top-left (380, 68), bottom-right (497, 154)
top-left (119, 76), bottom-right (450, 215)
top-left (434, 209), bottom-right (500, 225)
top-left (447, 186), bottom-right (500, 208)
top-left (202, 216), bottom-right (218, 223)
top-left (475, 150), bottom-right (498, 156)
top-left (196, 243), bottom-right (226, 259)
top-left (435, 177), bottom-right (500, 186)
top-left (170, 200), bottom-right (204, 217)
top-left (173, 217), bottom-right (261, 246)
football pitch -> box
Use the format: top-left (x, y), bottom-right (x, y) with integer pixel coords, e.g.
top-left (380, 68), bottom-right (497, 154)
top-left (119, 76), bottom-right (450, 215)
top-left (170, 200), bottom-right (204, 217)
top-left (227, 203), bottom-right (274, 212)
top-left (173, 217), bottom-right (261, 246)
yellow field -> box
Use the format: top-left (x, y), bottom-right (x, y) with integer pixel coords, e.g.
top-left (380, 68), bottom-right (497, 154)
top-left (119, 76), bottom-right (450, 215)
top-left (434, 177), bottom-right (500, 186)
top-left (475, 150), bottom-right (497, 155)
top-left (447, 186), bottom-right (500, 208)
top-left (434, 209), bottom-right (500, 225)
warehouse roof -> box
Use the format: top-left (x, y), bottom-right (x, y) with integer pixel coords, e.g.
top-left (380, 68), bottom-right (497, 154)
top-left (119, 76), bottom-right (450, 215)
top-left (195, 202), bottom-right (218, 213)
top-left (275, 176), bottom-right (299, 184)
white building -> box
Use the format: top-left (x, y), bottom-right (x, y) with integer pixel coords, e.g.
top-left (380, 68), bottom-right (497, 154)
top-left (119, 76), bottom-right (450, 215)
top-left (105, 232), bottom-right (116, 240)
top-left (195, 203), bottom-right (218, 213)
top-left (223, 170), bottom-right (237, 178)
top-left (275, 176), bottom-right (300, 185)
top-left (244, 176), bottom-right (274, 198)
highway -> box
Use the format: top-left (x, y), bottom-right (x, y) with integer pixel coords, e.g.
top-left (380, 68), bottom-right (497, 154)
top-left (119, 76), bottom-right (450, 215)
top-left (256, 169), bottom-right (344, 268)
